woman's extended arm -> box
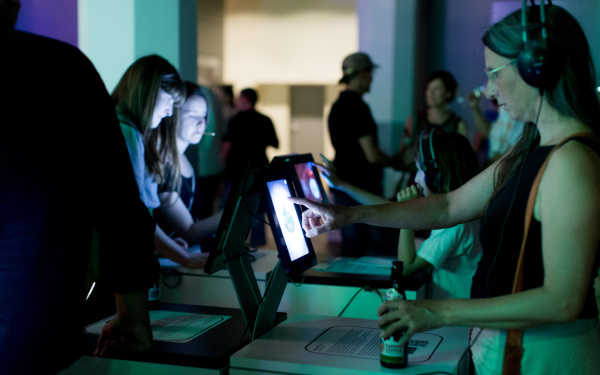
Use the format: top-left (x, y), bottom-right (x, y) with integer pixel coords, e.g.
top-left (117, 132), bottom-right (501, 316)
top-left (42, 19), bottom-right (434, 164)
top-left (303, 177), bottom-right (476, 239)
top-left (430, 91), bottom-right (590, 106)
top-left (291, 159), bottom-right (498, 237)
top-left (158, 192), bottom-right (222, 245)
top-left (378, 141), bottom-right (600, 343)
top-left (315, 163), bottom-right (388, 206)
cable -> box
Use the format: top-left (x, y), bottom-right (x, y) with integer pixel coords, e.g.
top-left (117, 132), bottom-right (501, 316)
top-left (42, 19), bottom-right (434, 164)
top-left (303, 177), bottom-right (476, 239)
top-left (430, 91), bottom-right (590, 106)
top-left (478, 91), bottom-right (544, 349)
top-left (289, 274), bottom-right (306, 287)
top-left (363, 286), bottom-right (385, 303)
top-left (485, 150), bottom-right (527, 296)
top-left (241, 197), bottom-right (271, 227)
top-left (238, 167), bottom-right (271, 227)
top-left (338, 287), bottom-right (364, 317)
top-left (485, 92), bottom-right (543, 297)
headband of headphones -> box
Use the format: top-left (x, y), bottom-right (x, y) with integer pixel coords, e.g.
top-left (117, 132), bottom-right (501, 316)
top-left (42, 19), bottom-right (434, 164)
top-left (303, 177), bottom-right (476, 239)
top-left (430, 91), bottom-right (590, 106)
top-left (419, 129), bottom-right (438, 172)
top-left (518, 0), bottom-right (552, 88)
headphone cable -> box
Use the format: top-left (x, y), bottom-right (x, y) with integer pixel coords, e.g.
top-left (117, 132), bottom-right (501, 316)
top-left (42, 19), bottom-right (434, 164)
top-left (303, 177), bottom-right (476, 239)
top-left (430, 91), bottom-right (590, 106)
top-left (484, 92), bottom-right (543, 307)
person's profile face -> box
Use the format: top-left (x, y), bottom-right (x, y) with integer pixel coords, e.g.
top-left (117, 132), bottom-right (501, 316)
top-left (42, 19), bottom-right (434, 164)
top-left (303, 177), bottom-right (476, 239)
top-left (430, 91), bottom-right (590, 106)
top-left (425, 78), bottom-right (450, 107)
top-left (414, 163), bottom-right (432, 197)
top-left (178, 94), bottom-right (208, 145)
top-left (235, 94), bottom-right (252, 111)
top-left (358, 67), bottom-right (374, 93)
top-left (151, 88), bottom-right (174, 129)
top-left (484, 47), bottom-right (538, 123)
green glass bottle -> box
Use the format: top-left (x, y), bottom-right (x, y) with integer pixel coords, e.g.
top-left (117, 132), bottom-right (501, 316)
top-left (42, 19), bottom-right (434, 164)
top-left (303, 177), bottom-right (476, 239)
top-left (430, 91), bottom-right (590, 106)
top-left (380, 261), bottom-right (409, 368)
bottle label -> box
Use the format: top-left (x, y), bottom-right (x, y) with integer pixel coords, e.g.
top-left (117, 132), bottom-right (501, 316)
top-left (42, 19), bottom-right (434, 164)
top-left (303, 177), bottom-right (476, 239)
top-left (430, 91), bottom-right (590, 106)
top-left (380, 332), bottom-right (406, 361)
top-left (148, 284), bottom-right (160, 302)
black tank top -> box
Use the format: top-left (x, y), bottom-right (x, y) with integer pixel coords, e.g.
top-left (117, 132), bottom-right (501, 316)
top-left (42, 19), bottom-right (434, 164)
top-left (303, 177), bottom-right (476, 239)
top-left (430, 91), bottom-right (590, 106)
top-left (414, 109), bottom-right (461, 135)
top-left (473, 139), bottom-right (599, 319)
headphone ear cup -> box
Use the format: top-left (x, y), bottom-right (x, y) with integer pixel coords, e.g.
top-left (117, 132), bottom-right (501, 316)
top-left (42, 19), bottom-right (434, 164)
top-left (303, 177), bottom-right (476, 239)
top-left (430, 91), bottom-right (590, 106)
top-left (518, 40), bottom-right (549, 88)
top-left (423, 165), bottom-right (442, 194)
top-left (432, 170), bottom-right (442, 193)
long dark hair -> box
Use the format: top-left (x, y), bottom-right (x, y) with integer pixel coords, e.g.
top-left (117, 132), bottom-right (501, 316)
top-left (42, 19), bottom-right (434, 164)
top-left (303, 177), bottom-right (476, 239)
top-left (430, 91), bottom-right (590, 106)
top-left (414, 131), bottom-right (480, 194)
top-left (154, 81), bottom-right (209, 194)
top-left (111, 55), bottom-right (184, 182)
top-left (482, 5), bottom-right (600, 197)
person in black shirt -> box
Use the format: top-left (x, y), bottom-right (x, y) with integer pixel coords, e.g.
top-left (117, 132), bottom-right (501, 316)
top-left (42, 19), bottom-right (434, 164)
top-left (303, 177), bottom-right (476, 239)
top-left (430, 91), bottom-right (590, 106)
top-left (0, 1), bottom-right (158, 373)
top-left (328, 52), bottom-right (402, 257)
top-left (222, 88), bottom-right (279, 246)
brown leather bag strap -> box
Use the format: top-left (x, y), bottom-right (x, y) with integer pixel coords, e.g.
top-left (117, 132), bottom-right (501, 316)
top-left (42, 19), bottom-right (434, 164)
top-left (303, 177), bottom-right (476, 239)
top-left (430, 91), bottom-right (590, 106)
top-left (502, 133), bottom-right (600, 375)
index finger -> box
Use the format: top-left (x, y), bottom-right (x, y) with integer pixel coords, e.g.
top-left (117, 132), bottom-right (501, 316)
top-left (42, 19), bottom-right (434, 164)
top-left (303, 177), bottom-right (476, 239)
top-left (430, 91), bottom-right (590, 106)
top-left (313, 163), bottom-right (330, 176)
top-left (288, 196), bottom-right (317, 210)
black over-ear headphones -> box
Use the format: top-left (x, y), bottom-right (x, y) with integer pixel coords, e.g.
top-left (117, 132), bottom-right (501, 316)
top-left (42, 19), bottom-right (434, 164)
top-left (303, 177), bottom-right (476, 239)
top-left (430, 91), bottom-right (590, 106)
top-left (419, 129), bottom-right (442, 193)
top-left (517, 0), bottom-right (552, 88)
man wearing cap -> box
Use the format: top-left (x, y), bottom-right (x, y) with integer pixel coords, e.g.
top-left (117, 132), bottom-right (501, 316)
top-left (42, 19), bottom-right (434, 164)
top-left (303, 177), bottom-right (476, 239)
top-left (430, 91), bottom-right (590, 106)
top-left (327, 52), bottom-right (401, 257)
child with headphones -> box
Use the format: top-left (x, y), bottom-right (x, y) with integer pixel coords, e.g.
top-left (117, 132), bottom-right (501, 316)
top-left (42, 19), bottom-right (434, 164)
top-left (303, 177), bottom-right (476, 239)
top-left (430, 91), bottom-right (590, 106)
top-left (319, 130), bottom-right (480, 300)
top-left (397, 130), bottom-right (481, 300)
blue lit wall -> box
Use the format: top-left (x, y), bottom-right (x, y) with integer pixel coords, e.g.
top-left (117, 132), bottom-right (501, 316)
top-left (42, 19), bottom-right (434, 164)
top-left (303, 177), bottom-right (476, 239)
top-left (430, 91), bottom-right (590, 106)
top-left (14, 0), bottom-right (77, 46)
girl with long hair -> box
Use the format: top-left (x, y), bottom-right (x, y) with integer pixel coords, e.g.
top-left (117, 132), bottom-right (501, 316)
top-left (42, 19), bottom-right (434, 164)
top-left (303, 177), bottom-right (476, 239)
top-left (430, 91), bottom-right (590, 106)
top-left (153, 82), bottom-right (222, 258)
top-left (113, 55), bottom-right (207, 268)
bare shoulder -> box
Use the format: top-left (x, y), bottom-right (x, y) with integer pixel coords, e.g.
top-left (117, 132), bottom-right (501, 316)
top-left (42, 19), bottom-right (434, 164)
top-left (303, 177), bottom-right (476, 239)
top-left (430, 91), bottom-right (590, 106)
top-left (541, 138), bottom-right (600, 208)
top-left (547, 138), bottom-right (600, 178)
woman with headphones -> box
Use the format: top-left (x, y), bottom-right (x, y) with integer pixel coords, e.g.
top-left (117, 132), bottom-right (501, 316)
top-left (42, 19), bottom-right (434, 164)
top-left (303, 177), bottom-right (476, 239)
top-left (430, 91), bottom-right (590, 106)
top-left (292, 3), bottom-right (600, 373)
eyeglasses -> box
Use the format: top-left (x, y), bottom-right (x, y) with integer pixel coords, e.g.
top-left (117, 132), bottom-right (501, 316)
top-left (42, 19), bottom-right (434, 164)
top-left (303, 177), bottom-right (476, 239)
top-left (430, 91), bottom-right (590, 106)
top-left (485, 60), bottom-right (517, 84)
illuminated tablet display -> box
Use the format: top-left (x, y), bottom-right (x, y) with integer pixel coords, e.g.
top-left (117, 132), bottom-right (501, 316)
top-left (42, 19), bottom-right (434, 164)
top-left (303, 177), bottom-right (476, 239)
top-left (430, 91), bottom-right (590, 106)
top-left (294, 162), bottom-right (322, 202)
top-left (266, 179), bottom-right (309, 261)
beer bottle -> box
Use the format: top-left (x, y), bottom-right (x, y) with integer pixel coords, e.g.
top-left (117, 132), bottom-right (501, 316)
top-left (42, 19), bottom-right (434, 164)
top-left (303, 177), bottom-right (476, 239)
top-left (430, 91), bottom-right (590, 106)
top-left (380, 261), bottom-right (409, 368)
top-left (148, 252), bottom-right (161, 310)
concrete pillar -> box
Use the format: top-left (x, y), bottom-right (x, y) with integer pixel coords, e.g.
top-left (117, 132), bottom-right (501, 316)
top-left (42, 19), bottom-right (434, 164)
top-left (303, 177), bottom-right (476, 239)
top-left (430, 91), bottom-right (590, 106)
top-left (356, 0), bottom-right (417, 155)
top-left (78, 0), bottom-right (197, 93)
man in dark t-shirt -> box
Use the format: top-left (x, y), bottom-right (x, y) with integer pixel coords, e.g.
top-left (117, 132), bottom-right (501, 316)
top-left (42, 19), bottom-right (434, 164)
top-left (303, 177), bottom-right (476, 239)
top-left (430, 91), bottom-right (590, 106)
top-left (222, 88), bottom-right (279, 245)
top-left (223, 88), bottom-right (279, 178)
top-left (328, 52), bottom-right (401, 257)
top-left (329, 90), bottom-right (383, 195)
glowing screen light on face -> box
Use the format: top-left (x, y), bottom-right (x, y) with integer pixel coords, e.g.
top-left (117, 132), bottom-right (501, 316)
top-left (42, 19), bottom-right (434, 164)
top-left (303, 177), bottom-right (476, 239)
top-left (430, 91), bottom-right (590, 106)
top-left (267, 179), bottom-right (309, 261)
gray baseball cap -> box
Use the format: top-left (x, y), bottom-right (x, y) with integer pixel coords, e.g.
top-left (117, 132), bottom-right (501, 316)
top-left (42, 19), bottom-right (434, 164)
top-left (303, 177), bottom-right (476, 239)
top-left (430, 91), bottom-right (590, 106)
top-left (340, 52), bottom-right (378, 82)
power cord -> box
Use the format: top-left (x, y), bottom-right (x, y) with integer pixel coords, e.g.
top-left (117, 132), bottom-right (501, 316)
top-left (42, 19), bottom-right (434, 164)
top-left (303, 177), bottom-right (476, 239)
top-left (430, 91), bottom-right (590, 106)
top-left (289, 274), bottom-right (306, 287)
top-left (338, 287), bottom-right (364, 317)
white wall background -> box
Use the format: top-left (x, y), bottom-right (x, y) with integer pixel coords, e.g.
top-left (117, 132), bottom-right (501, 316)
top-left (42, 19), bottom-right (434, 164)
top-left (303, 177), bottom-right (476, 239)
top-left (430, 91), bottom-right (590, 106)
top-left (222, 0), bottom-right (358, 89)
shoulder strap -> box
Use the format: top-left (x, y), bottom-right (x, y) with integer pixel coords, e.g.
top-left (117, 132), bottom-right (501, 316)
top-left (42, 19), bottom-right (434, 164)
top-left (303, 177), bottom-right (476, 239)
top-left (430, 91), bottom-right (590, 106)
top-left (503, 132), bottom-right (600, 375)
top-left (513, 132), bottom-right (600, 294)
